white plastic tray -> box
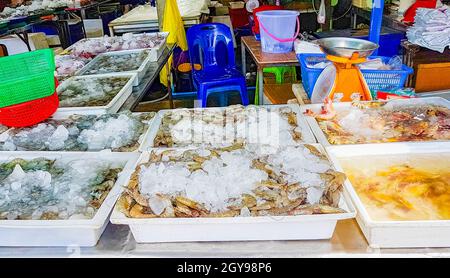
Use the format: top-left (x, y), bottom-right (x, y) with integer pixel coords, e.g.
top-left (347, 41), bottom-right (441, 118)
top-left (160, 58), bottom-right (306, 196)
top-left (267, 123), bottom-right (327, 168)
top-left (56, 73), bottom-right (137, 115)
top-left (76, 49), bottom-right (154, 84)
top-left (0, 151), bottom-right (139, 247)
top-left (110, 144), bottom-right (355, 243)
top-left (1, 111), bottom-right (155, 153)
top-left (141, 104), bottom-right (317, 150)
top-left (65, 32), bottom-right (169, 62)
top-left (300, 97), bottom-right (450, 146)
top-left (326, 142), bottom-right (450, 248)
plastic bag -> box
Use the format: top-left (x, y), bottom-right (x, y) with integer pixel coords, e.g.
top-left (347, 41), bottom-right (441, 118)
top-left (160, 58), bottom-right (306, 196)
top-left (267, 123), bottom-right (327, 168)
top-left (317, 0), bottom-right (326, 24)
top-left (387, 56), bottom-right (403, 70)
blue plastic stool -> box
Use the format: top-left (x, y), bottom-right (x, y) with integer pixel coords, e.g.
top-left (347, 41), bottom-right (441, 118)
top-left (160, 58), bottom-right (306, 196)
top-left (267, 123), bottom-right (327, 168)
top-left (187, 23), bottom-right (249, 107)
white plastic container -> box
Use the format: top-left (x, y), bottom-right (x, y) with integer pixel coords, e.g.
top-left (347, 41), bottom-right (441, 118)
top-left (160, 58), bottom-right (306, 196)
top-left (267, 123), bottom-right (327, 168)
top-left (56, 73), bottom-right (136, 115)
top-left (2, 111), bottom-right (155, 153)
top-left (326, 142), bottom-right (450, 248)
top-left (300, 97), bottom-right (450, 146)
top-left (110, 144), bottom-right (356, 243)
top-left (141, 104), bottom-right (317, 150)
top-left (0, 151), bottom-right (139, 247)
top-left (76, 49), bottom-right (154, 84)
top-left (65, 32), bottom-right (169, 62)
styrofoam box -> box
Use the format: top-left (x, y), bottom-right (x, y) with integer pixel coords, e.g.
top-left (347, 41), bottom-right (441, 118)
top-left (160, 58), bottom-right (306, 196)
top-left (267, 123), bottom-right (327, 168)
top-left (1, 111), bottom-right (156, 153)
top-left (110, 144), bottom-right (356, 243)
top-left (326, 142), bottom-right (450, 248)
top-left (300, 97), bottom-right (450, 146)
top-left (65, 32), bottom-right (169, 62)
top-left (141, 104), bottom-right (317, 151)
top-left (0, 151), bottom-right (139, 247)
top-left (56, 73), bottom-right (137, 115)
top-left (76, 49), bottom-right (154, 84)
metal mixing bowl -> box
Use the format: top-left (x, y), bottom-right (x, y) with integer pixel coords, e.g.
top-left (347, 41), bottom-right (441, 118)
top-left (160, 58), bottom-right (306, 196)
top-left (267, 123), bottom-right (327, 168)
top-left (315, 37), bottom-right (379, 59)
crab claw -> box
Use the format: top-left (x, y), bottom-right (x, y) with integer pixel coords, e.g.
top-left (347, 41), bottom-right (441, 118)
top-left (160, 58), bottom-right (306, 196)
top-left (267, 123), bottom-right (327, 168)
top-left (304, 109), bottom-right (316, 116)
top-left (303, 97), bottom-right (337, 120)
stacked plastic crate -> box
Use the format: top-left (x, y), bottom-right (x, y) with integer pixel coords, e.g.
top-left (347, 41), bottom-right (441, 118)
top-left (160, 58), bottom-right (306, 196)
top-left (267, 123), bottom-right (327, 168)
top-left (0, 49), bottom-right (59, 127)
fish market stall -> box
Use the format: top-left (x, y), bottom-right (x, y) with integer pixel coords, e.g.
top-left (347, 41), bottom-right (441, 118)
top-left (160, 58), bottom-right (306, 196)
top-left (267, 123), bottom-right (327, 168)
top-left (2, 0), bottom-right (450, 257)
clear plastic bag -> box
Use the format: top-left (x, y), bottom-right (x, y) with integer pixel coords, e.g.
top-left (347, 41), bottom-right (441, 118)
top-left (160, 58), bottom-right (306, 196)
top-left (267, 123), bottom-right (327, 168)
top-left (387, 56), bottom-right (403, 70)
top-left (317, 0), bottom-right (326, 24)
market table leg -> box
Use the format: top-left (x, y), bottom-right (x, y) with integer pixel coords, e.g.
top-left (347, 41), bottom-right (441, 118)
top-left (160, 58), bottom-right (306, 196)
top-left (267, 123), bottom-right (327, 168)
top-left (241, 41), bottom-right (246, 75)
top-left (258, 67), bottom-right (264, 105)
top-left (352, 9), bottom-right (357, 29)
top-left (15, 31), bottom-right (31, 51)
top-left (167, 63), bottom-right (174, 109)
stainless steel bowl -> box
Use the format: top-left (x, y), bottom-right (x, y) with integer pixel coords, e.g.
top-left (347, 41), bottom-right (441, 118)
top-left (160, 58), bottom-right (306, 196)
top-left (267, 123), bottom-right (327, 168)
top-left (315, 37), bottom-right (379, 58)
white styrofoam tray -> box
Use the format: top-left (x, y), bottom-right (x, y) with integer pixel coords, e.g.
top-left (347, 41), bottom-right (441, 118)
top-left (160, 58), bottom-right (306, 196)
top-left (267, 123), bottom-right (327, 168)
top-left (326, 141), bottom-right (450, 248)
top-left (0, 151), bottom-right (139, 247)
top-left (300, 97), bottom-right (450, 146)
top-left (141, 104), bottom-right (317, 151)
top-left (64, 32), bottom-right (169, 62)
top-left (1, 111), bottom-right (156, 153)
top-left (110, 144), bottom-right (355, 243)
top-left (75, 49), bottom-right (154, 84)
top-left (56, 73), bottom-right (137, 115)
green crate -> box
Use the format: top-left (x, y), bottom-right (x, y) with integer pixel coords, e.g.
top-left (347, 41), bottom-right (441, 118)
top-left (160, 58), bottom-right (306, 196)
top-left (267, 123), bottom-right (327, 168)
top-left (0, 49), bottom-right (56, 108)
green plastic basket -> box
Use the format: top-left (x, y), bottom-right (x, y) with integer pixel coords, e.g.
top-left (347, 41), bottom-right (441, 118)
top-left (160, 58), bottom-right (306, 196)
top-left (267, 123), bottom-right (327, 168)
top-left (0, 49), bottom-right (56, 108)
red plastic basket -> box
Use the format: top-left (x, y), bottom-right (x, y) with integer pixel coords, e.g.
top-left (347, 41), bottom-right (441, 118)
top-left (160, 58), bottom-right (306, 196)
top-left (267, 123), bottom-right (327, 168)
top-left (0, 92), bottom-right (59, 127)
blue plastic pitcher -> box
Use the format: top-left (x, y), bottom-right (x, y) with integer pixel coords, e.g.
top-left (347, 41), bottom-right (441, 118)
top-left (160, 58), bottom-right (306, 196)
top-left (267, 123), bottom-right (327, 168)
top-left (256, 10), bottom-right (300, 53)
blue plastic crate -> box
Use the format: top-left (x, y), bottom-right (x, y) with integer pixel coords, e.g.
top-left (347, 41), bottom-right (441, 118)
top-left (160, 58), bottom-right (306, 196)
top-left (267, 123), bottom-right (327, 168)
top-left (297, 53), bottom-right (414, 98)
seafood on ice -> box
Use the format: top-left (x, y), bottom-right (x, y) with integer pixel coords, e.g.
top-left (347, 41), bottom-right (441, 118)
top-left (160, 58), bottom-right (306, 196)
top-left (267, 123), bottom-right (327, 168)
top-left (70, 33), bottom-right (166, 59)
top-left (55, 55), bottom-right (91, 80)
top-left (0, 157), bottom-right (124, 220)
top-left (304, 98), bottom-right (450, 144)
top-left (57, 76), bottom-right (131, 107)
top-left (80, 50), bottom-right (150, 75)
top-left (0, 0), bottom-right (72, 20)
top-left (0, 112), bottom-right (155, 152)
top-left (154, 105), bottom-right (311, 148)
top-left (117, 144), bottom-right (347, 219)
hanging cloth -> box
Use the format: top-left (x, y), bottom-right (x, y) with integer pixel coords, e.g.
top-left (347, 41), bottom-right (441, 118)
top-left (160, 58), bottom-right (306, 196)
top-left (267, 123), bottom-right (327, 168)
top-left (160, 0), bottom-right (188, 87)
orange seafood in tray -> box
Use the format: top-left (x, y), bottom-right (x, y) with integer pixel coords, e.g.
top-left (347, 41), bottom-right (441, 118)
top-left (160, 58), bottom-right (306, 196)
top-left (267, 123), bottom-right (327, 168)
top-left (304, 98), bottom-right (450, 145)
top-left (340, 153), bottom-right (450, 221)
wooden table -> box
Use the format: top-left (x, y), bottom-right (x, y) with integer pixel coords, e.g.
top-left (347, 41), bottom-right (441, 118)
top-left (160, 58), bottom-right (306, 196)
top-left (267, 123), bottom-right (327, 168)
top-left (241, 36), bottom-right (299, 105)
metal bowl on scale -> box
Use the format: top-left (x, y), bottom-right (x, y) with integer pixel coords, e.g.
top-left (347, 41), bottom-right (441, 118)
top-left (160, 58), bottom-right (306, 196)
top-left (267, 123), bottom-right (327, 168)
top-left (315, 37), bottom-right (379, 59)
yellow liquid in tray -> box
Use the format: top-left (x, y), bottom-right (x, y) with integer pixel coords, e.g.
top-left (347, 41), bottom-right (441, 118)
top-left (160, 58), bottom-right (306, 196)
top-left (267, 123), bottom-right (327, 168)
top-left (340, 154), bottom-right (450, 221)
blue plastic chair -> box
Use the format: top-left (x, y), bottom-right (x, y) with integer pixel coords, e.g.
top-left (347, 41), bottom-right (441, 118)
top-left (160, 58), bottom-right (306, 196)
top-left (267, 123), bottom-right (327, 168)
top-left (187, 23), bottom-right (249, 107)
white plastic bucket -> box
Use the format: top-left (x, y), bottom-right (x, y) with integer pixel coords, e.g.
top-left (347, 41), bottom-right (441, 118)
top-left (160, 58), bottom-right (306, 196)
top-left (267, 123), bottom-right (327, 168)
top-left (256, 10), bottom-right (300, 53)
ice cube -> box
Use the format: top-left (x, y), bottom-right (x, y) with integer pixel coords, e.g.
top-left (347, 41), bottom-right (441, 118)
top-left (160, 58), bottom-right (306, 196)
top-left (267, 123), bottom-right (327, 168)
top-left (47, 125), bottom-right (69, 150)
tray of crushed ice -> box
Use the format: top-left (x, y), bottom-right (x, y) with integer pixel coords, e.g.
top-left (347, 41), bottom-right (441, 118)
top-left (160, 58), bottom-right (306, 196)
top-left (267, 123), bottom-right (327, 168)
top-left (56, 73), bottom-right (136, 115)
top-left (66, 32), bottom-right (169, 62)
top-left (143, 104), bottom-right (317, 150)
top-left (0, 111), bottom-right (156, 152)
top-left (110, 143), bottom-right (355, 242)
top-left (0, 152), bottom-right (139, 246)
top-left (76, 49), bottom-right (154, 84)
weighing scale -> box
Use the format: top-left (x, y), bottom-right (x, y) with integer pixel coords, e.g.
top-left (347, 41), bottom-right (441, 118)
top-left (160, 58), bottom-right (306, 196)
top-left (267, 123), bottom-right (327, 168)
top-left (312, 37), bottom-right (379, 102)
